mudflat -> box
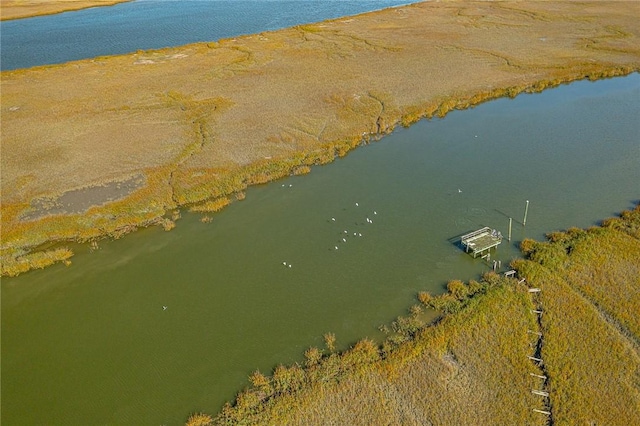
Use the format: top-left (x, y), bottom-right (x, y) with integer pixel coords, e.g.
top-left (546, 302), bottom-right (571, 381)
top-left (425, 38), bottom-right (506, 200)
top-left (0, 0), bottom-right (131, 20)
top-left (1, 1), bottom-right (639, 273)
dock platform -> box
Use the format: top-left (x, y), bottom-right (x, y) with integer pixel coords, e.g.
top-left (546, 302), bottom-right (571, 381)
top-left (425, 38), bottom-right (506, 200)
top-left (461, 227), bottom-right (503, 258)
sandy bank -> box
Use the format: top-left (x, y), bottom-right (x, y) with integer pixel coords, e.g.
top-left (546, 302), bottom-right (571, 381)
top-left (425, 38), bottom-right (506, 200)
top-left (2, 1), bottom-right (640, 274)
top-left (0, 0), bottom-right (131, 21)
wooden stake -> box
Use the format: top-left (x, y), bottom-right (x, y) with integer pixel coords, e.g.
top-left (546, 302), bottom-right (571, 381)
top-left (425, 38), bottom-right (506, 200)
top-left (532, 389), bottom-right (549, 397)
top-left (530, 373), bottom-right (547, 379)
top-left (528, 356), bottom-right (543, 362)
top-left (533, 409), bottom-right (551, 415)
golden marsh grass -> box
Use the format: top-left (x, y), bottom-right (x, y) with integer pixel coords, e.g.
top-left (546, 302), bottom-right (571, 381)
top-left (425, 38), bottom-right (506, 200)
top-left (0, 0), bottom-right (132, 21)
top-left (514, 204), bottom-right (640, 424)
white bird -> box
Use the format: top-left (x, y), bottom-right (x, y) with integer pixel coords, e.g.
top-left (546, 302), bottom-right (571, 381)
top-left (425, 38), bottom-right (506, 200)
top-left (283, 261), bottom-right (287, 266)
top-left (335, 246), bottom-right (339, 250)
top-left (331, 217), bottom-right (336, 221)
top-left (344, 230), bottom-right (348, 234)
top-left (162, 306), bottom-right (167, 311)
top-left (358, 233), bottom-right (362, 237)
top-left (373, 211), bottom-right (377, 215)
top-left (288, 264), bottom-right (292, 268)
top-left (458, 189), bottom-right (462, 193)
top-left (355, 202), bottom-right (359, 207)
top-left (353, 232), bottom-right (357, 236)
top-left (342, 238), bottom-right (347, 242)
top-left (289, 184), bottom-right (292, 187)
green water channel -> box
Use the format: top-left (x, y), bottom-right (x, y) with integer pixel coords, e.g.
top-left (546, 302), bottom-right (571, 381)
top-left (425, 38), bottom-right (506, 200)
top-left (2, 74), bottom-right (639, 425)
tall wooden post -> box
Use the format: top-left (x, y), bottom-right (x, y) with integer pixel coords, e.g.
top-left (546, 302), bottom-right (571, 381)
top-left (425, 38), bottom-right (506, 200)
top-left (523, 200), bottom-right (530, 226)
top-left (508, 217), bottom-right (512, 241)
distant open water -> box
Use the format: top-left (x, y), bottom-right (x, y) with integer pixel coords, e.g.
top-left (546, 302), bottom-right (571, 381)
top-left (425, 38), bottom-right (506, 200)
top-left (0, 0), bottom-right (416, 70)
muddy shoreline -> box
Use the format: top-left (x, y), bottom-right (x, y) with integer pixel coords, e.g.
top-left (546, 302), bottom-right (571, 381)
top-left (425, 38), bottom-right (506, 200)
top-left (2, 1), bottom-right (640, 276)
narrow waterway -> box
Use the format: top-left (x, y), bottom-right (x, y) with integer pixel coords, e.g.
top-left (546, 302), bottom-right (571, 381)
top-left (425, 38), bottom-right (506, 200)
top-left (2, 75), bottom-right (639, 425)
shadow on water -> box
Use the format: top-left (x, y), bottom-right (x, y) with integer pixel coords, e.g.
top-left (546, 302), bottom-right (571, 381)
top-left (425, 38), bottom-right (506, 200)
top-left (2, 74), bottom-right (639, 425)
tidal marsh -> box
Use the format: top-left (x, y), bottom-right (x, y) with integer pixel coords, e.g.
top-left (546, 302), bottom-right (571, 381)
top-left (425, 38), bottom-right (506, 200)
top-left (3, 1), bottom-right (640, 275)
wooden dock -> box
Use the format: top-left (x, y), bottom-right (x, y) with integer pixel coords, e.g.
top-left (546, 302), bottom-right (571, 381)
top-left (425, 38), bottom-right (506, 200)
top-left (460, 227), bottom-right (503, 258)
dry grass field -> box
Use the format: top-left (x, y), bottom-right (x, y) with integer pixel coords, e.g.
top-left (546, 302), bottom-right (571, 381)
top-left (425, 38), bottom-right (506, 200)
top-left (2, 1), bottom-right (640, 274)
top-left (0, 0), bottom-right (131, 20)
top-left (182, 206), bottom-right (640, 425)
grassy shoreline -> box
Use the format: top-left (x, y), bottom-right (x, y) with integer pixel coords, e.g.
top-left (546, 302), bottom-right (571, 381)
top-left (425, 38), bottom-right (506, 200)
top-left (183, 204), bottom-right (640, 425)
top-left (2, 1), bottom-right (640, 276)
top-left (0, 0), bottom-right (132, 21)
top-left (1, 67), bottom-right (636, 277)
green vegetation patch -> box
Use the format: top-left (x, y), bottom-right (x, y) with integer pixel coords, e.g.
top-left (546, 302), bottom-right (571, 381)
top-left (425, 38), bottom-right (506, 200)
top-left (0, 246), bottom-right (73, 277)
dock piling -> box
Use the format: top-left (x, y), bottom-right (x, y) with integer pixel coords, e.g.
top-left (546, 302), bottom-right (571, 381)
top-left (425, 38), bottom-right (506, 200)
top-left (532, 389), bottom-right (549, 397)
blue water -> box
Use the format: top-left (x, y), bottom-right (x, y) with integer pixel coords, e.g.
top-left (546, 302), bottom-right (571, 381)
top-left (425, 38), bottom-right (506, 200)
top-left (0, 0), bottom-right (414, 70)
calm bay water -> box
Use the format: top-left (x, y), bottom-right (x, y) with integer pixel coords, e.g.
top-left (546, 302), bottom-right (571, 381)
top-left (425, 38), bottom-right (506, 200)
top-left (2, 74), bottom-right (639, 425)
top-left (0, 0), bottom-right (414, 70)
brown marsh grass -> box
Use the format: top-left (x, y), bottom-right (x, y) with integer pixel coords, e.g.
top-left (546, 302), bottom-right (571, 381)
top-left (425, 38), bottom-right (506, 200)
top-left (2, 1), bottom-right (640, 275)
